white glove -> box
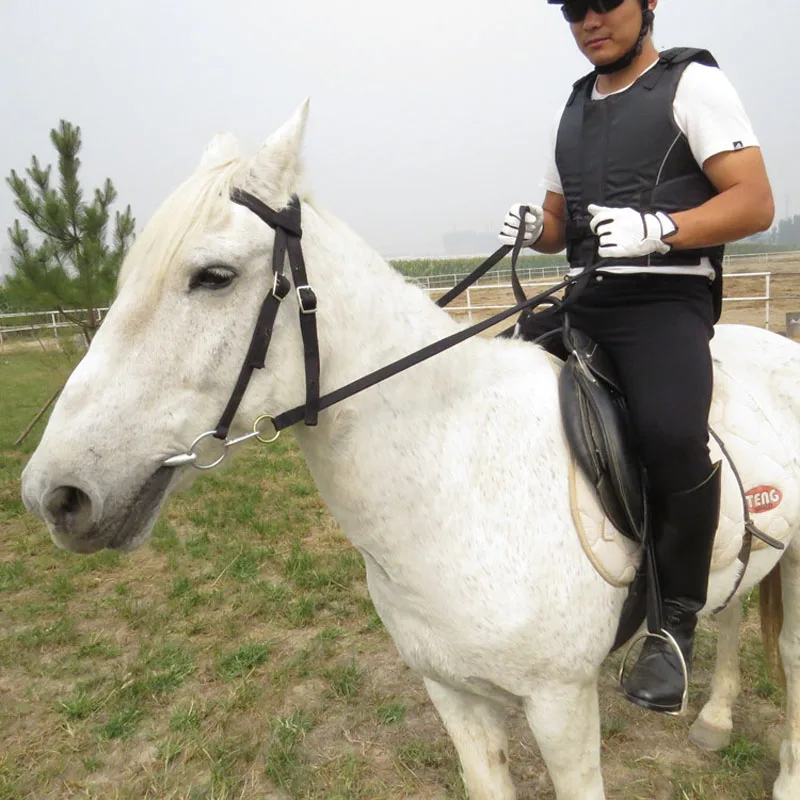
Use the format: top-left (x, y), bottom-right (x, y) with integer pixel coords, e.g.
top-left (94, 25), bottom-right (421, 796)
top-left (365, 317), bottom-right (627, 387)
top-left (498, 203), bottom-right (544, 247)
top-left (588, 204), bottom-right (677, 259)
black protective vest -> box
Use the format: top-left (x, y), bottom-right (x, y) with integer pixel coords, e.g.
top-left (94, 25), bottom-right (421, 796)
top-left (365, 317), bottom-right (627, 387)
top-left (556, 48), bottom-right (725, 302)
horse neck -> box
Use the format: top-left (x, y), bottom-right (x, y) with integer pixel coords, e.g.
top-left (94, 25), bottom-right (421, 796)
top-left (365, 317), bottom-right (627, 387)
top-left (284, 203), bottom-right (478, 469)
top-left (288, 204), bottom-right (560, 529)
top-left (300, 203), bottom-right (461, 387)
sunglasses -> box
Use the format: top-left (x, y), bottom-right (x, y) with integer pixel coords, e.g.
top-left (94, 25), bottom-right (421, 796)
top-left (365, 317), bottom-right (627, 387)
top-left (560, 0), bottom-right (626, 23)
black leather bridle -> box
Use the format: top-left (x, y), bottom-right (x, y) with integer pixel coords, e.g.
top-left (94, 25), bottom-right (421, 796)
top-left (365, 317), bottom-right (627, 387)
top-left (213, 189), bottom-right (320, 440)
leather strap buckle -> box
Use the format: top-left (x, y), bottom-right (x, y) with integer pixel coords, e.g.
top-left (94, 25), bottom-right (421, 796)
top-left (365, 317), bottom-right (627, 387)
top-left (296, 285), bottom-right (317, 315)
top-left (272, 273), bottom-right (291, 300)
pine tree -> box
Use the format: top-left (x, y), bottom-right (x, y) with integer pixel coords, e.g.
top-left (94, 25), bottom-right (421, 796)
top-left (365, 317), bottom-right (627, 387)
top-left (5, 120), bottom-right (135, 342)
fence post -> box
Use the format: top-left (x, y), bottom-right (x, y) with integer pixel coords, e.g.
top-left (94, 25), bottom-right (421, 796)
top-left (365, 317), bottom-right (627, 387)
top-left (466, 288), bottom-right (473, 323)
top-left (765, 273), bottom-right (771, 330)
top-left (52, 311), bottom-right (59, 339)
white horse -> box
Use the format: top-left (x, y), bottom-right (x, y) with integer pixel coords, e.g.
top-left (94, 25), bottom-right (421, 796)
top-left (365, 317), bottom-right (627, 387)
top-left (20, 103), bottom-right (800, 799)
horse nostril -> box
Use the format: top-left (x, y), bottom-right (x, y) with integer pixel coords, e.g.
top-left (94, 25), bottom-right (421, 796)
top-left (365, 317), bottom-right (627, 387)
top-left (44, 485), bottom-right (95, 535)
top-left (63, 487), bottom-right (83, 513)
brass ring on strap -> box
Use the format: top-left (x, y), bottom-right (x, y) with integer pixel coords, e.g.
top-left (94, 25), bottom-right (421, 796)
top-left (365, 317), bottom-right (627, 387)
top-left (254, 414), bottom-right (280, 444)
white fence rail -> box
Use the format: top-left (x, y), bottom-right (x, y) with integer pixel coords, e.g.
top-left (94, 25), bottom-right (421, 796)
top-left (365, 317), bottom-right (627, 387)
top-left (425, 272), bottom-right (778, 330)
top-left (407, 263), bottom-right (566, 289)
top-left (0, 308), bottom-right (109, 344)
top-left (405, 250), bottom-right (800, 290)
top-left (724, 250), bottom-right (800, 265)
top-left (725, 272), bottom-right (772, 329)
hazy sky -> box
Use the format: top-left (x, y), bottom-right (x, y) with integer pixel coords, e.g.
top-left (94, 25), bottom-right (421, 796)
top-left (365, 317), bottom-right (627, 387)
top-left (1, 0), bottom-right (797, 258)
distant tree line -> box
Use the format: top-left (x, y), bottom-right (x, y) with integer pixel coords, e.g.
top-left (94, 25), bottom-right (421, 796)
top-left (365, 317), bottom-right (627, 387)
top-left (768, 214), bottom-right (800, 246)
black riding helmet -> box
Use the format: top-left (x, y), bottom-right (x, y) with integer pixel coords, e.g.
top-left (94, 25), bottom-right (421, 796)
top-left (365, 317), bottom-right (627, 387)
top-left (548, 0), bottom-right (655, 75)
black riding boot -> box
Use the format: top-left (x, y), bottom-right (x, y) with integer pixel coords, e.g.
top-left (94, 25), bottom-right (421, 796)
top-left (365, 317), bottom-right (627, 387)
top-left (622, 462), bottom-right (721, 714)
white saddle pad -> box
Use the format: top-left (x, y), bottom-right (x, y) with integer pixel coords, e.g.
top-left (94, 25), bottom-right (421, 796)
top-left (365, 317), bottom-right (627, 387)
top-left (571, 361), bottom-right (798, 588)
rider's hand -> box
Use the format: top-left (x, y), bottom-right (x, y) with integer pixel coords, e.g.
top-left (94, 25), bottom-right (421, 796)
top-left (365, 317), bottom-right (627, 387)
top-left (498, 203), bottom-right (545, 248)
top-left (587, 204), bottom-right (677, 258)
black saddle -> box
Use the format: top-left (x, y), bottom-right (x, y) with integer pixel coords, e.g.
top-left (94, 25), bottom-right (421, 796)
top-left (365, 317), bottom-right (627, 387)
top-left (545, 315), bottom-right (788, 657)
top-left (559, 326), bottom-right (645, 544)
top-left (553, 323), bottom-right (654, 651)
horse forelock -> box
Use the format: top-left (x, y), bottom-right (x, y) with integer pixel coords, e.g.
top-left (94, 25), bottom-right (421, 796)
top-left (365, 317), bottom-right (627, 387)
top-left (118, 156), bottom-right (245, 294)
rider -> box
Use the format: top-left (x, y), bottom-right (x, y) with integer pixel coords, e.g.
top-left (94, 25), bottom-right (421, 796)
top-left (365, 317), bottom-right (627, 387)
top-left (499, 0), bottom-right (774, 713)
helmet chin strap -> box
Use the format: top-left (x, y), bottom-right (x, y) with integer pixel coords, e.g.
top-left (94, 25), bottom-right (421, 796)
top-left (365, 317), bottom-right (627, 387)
top-left (595, 7), bottom-right (654, 75)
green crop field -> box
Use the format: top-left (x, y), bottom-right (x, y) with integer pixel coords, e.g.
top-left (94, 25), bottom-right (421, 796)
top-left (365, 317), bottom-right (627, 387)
top-left (0, 348), bottom-right (787, 799)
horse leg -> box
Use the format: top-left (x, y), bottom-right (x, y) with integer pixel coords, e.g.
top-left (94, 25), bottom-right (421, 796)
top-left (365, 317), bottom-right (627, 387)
top-left (688, 599), bottom-right (744, 751)
top-left (522, 679), bottom-right (605, 800)
top-left (423, 678), bottom-right (516, 800)
top-left (774, 547), bottom-right (800, 800)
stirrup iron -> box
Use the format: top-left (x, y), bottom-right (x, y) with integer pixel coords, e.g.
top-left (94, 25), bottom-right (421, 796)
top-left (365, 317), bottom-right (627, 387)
top-left (618, 628), bottom-right (689, 716)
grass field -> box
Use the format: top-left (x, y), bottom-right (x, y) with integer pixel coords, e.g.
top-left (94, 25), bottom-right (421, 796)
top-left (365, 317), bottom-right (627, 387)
top-left (0, 338), bottom-right (788, 798)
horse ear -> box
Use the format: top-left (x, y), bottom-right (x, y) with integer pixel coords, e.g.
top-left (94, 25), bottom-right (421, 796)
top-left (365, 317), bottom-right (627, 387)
top-left (241, 99), bottom-right (310, 202)
top-left (198, 133), bottom-right (241, 169)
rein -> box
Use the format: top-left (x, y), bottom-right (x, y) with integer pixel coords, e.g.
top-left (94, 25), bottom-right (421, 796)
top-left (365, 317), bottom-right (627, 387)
top-left (164, 193), bottom-right (580, 470)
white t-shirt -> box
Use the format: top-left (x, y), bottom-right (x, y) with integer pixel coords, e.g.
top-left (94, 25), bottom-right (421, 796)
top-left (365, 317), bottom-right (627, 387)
top-left (542, 59), bottom-right (760, 278)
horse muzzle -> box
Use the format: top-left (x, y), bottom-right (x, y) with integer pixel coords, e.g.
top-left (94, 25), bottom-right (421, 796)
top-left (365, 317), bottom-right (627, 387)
top-left (22, 465), bottom-right (174, 553)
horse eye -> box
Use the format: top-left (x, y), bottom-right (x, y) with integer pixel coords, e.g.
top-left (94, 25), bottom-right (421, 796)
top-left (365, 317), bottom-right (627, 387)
top-left (189, 265), bottom-right (237, 291)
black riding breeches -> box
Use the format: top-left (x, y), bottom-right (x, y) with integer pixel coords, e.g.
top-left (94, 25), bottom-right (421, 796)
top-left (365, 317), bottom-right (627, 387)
top-left (520, 272), bottom-right (715, 498)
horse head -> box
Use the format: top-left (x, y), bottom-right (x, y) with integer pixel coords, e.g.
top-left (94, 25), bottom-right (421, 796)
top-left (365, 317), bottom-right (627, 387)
top-left (22, 101), bottom-right (315, 553)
